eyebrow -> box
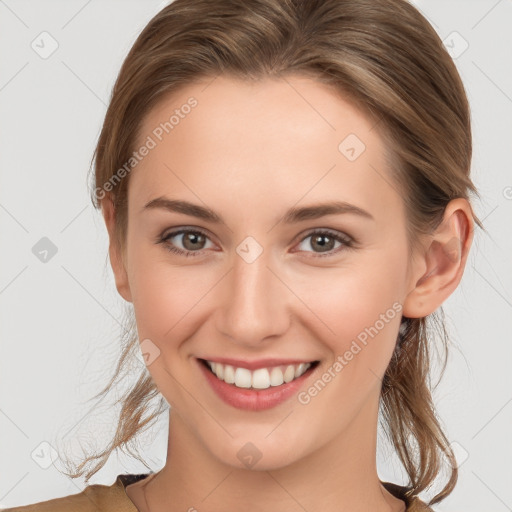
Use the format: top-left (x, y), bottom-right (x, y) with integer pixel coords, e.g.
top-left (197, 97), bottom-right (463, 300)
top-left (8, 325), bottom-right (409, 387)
top-left (142, 197), bottom-right (374, 224)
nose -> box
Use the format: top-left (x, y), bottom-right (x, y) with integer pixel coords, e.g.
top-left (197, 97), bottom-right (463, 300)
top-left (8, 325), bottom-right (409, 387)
top-left (215, 244), bottom-right (291, 348)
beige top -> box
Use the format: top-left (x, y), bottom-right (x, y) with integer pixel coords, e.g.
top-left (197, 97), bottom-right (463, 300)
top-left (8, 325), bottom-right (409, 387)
top-left (1, 473), bottom-right (433, 511)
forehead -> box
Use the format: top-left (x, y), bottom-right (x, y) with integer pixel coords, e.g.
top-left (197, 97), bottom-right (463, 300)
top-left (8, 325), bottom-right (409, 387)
top-left (128, 74), bottom-right (401, 221)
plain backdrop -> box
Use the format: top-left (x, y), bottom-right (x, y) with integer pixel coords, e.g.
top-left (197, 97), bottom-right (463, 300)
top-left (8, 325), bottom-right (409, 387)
top-left (0, 1), bottom-right (511, 510)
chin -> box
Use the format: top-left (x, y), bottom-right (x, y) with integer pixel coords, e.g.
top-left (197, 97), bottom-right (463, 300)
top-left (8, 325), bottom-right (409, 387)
top-left (205, 433), bottom-right (309, 472)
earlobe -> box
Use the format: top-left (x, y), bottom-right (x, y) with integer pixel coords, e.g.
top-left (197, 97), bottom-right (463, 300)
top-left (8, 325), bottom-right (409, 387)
top-left (101, 196), bottom-right (133, 303)
top-left (402, 198), bottom-right (474, 319)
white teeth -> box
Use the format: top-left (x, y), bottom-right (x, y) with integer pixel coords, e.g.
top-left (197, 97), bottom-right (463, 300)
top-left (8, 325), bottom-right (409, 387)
top-left (206, 360), bottom-right (313, 389)
top-left (252, 368), bottom-right (271, 389)
top-left (283, 365), bottom-right (296, 383)
top-left (269, 366), bottom-right (284, 386)
top-left (295, 363), bottom-right (307, 378)
top-left (224, 364), bottom-right (235, 384)
top-left (234, 367), bottom-right (252, 388)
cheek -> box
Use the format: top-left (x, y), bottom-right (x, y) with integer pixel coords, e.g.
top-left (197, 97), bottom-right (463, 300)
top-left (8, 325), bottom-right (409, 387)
top-left (127, 249), bottom-right (211, 401)
top-left (294, 252), bottom-right (405, 374)
top-left (128, 244), bottom-right (218, 346)
top-left (131, 267), bottom-right (199, 338)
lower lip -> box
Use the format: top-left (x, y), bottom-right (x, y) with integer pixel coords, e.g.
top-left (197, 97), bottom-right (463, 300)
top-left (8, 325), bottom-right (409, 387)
top-left (197, 358), bottom-right (318, 411)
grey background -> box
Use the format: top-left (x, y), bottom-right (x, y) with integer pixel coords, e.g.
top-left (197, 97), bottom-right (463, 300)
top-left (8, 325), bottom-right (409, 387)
top-left (0, 1), bottom-right (511, 510)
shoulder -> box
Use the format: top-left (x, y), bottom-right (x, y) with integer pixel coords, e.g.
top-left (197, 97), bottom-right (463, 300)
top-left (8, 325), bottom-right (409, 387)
top-left (0, 474), bottom-right (147, 512)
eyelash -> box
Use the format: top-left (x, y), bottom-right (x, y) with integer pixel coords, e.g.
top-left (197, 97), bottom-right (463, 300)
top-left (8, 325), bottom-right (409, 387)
top-left (157, 228), bottom-right (355, 258)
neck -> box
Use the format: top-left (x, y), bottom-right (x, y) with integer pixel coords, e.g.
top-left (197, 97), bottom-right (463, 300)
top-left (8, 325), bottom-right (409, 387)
top-left (140, 400), bottom-right (405, 512)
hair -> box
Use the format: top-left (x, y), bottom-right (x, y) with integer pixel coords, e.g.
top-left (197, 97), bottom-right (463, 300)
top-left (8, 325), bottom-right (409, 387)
top-left (58, 0), bottom-right (484, 506)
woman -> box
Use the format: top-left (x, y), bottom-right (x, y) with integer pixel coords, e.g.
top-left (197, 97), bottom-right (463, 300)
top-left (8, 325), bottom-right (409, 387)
top-left (3, 0), bottom-right (482, 510)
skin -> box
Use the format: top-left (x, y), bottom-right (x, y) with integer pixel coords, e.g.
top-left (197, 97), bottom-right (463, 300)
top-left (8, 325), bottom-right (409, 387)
top-left (102, 75), bottom-right (474, 512)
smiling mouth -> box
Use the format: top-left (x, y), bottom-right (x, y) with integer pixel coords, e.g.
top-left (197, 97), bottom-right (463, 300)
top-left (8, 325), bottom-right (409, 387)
top-left (198, 358), bottom-right (320, 390)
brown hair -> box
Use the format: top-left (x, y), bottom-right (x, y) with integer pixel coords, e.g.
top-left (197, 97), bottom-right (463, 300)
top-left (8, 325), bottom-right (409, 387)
top-left (59, 0), bottom-right (483, 506)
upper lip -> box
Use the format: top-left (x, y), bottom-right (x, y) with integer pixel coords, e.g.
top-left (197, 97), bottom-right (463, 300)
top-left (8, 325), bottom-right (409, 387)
top-left (198, 357), bottom-right (318, 371)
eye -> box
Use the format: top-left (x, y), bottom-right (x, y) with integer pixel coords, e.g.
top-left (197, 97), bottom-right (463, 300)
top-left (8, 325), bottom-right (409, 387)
top-left (157, 227), bottom-right (354, 258)
top-left (158, 228), bottom-right (214, 257)
top-left (294, 229), bottom-right (354, 257)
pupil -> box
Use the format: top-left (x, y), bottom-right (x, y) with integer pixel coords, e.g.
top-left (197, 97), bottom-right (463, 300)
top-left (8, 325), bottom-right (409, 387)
top-left (184, 233), bottom-right (203, 250)
top-left (313, 235), bottom-right (333, 252)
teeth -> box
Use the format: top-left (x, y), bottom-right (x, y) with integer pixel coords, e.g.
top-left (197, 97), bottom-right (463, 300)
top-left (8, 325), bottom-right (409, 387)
top-left (234, 367), bottom-right (252, 388)
top-left (283, 365), bottom-right (295, 383)
top-left (206, 360), bottom-right (313, 389)
top-left (251, 368), bottom-right (270, 389)
top-left (269, 366), bottom-right (284, 386)
top-left (224, 364), bottom-right (235, 384)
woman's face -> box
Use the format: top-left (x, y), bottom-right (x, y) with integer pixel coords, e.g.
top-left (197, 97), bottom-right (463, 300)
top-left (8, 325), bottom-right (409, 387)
top-left (113, 75), bottom-right (424, 470)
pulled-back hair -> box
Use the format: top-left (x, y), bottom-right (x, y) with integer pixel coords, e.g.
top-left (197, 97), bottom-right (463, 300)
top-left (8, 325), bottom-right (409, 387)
top-left (59, 0), bottom-right (482, 506)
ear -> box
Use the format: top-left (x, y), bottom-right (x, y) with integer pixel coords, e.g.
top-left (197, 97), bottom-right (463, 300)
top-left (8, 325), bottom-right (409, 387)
top-left (402, 198), bottom-right (475, 318)
top-left (101, 196), bottom-right (133, 303)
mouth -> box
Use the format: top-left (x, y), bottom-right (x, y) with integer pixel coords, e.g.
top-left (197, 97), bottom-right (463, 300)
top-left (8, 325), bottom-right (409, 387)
top-left (198, 358), bottom-right (320, 390)
top-left (197, 357), bottom-right (320, 410)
